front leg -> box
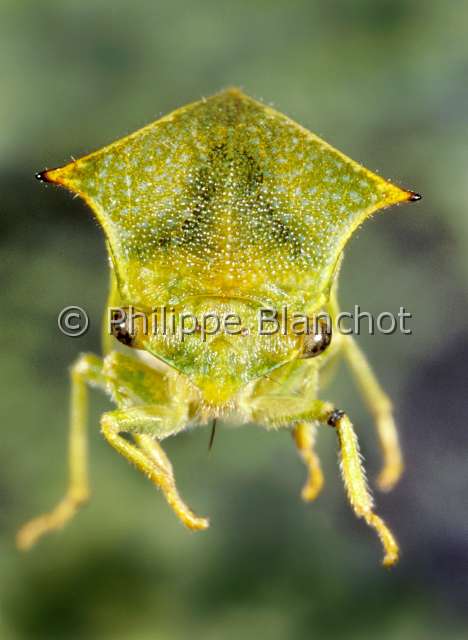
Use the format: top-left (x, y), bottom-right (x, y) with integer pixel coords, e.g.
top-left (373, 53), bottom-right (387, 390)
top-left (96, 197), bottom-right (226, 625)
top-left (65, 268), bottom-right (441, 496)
top-left (250, 394), bottom-right (399, 566)
top-left (101, 406), bottom-right (209, 531)
top-left (325, 405), bottom-right (399, 566)
top-left (17, 350), bottom-right (205, 550)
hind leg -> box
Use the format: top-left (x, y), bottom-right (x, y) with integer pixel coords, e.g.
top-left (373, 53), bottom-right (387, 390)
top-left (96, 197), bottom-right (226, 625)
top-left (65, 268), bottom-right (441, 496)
top-left (343, 336), bottom-right (403, 491)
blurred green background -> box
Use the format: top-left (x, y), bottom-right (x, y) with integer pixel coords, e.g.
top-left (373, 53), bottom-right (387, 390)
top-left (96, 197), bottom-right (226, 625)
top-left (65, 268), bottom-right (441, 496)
top-left (1, 1), bottom-right (468, 638)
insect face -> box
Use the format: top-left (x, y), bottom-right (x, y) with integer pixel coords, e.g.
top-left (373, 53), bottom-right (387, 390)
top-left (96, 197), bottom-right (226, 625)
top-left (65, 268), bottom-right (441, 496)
top-left (115, 297), bottom-right (306, 406)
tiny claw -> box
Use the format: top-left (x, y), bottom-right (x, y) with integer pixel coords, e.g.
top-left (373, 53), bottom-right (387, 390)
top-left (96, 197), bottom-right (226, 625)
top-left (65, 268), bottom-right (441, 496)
top-left (301, 482), bottom-right (323, 502)
top-left (407, 191), bottom-right (422, 202)
top-left (382, 548), bottom-right (400, 568)
top-left (16, 526), bottom-right (35, 552)
top-left (184, 514), bottom-right (210, 531)
top-left (377, 463), bottom-right (403, 493)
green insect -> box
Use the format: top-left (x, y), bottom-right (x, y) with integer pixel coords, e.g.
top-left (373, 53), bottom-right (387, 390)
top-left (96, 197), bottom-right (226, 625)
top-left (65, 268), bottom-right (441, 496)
top-left (17, 89), bottom-right (420, 565)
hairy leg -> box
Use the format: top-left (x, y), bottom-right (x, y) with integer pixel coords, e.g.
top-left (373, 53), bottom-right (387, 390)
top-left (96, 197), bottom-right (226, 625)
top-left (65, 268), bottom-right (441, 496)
top-left (250, 392), bottom-right (399, 566)
top-left (313, 402), bottom-right (398, 566)
top-left (17, 351), bottom-right (201, 549)
top-left (343, 336), bottom-right (403, 491)
top-left (329, 407), bottom-right (398, 565)
top-left (101, 408), bottom-right (208, 530)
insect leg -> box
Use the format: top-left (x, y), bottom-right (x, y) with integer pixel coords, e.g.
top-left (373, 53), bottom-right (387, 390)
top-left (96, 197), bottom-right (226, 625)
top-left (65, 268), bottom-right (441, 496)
top-left (100, 407), bottom-right (209, 531)
top-left (292, 421), bottom-right (324, 501)
top-left (17, 353), bottom-right (104, 550)
top-left (315, 402), bottom-right (399, 566)
top-left (342, 336), bottom-right (403, 491)
top-left (249, 393), bottom-right (398, 565)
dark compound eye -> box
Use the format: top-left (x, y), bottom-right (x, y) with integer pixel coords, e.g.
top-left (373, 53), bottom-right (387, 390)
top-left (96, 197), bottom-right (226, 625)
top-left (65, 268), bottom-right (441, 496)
top-left (300, 318), bottom-right (332, 358)
top-left (113, 322), bottom-right (134, 346)
top-left (110, 310), bottom-right (135, 347)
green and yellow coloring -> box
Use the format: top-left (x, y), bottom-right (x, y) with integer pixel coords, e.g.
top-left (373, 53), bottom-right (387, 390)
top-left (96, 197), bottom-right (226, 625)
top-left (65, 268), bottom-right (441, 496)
top-left (17, 89), bottom-right (420, 566)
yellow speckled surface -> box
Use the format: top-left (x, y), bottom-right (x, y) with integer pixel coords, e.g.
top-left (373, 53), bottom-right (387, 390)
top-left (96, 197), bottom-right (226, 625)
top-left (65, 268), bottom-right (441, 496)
top-left (45, 89), bottom-right (412, 312)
